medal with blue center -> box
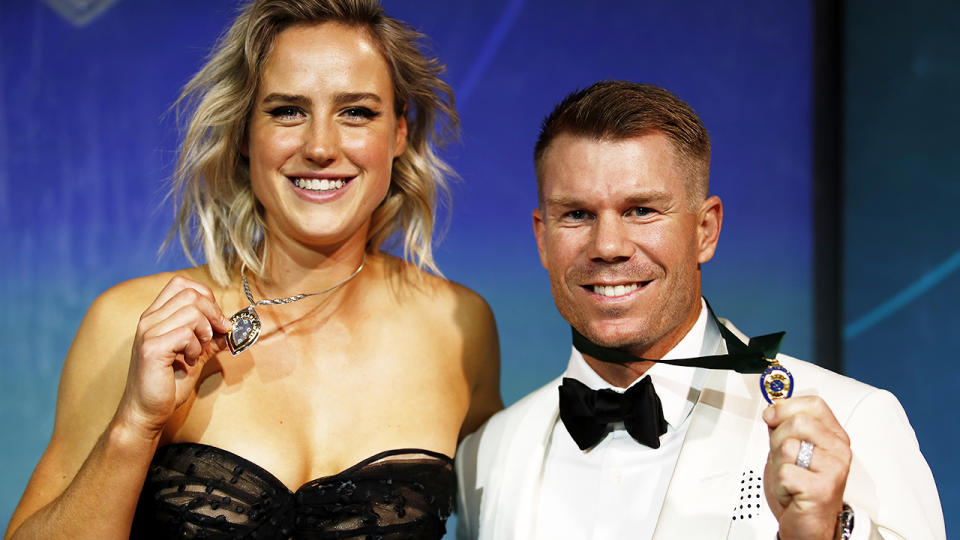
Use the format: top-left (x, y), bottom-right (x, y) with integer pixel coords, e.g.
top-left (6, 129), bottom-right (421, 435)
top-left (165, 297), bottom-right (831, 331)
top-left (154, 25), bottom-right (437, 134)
top-left (760, 359), bottom-right (794, 403)
top-left (226, 256), bottom-right (366, 356)
top-left (748, 330), bottom-right (794, 403)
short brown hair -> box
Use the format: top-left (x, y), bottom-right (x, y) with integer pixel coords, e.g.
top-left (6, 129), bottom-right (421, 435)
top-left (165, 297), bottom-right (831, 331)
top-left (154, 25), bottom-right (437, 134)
top-left (169, 0), bottom-right (458, 285)
top-left (533, 81), bottom-right (710, 207)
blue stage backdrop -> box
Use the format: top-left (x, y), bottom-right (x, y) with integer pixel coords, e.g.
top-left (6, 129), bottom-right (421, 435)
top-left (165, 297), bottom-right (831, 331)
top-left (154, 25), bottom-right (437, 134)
top-left (843, 0), bottom-right (960, 534)
top-left (0, 0), bottom-right (951, 535)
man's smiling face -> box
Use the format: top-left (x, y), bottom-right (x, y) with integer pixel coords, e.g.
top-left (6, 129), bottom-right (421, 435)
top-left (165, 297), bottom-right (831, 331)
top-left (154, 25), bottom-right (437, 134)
top-left (533, 131), bottom-right (720, 359)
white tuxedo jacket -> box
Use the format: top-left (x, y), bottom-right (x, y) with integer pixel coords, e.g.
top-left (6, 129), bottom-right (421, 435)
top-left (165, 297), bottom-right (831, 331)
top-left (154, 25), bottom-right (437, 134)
top-left (456, 320), bottom-right (944, 539)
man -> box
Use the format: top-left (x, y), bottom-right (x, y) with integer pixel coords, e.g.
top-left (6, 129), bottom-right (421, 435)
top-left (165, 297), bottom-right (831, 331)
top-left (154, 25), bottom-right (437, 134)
top-left (456, 81), bottom-right (944, 540)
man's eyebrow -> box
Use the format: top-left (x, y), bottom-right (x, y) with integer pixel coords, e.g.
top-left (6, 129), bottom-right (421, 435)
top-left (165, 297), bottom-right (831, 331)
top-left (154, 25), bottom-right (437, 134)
top-left (544, 190), bottom-right (673, 208)
top-left (544, 195), bottom-right (585, 208)
top-left (622, 190), bottom-right (672, 205)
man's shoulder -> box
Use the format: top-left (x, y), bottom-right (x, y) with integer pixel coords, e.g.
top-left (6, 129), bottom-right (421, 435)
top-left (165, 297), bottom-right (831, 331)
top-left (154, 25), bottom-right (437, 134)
top-left (779, 353), bottom-right (873, 393)
top-left (471, 376), bottom-right (562, 442)
top-left (721, 317), bottom-right (899, 421)
top-left (778, 353), bottom-right (903, 425)
top-left (459, 375), bottom-right (561, 467)
top-left (456, 375), bottom-right (562, 497)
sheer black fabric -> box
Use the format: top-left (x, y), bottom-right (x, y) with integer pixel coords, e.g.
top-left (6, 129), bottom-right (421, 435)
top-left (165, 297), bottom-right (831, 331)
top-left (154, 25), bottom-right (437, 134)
top-left (131, 443), bottom-right (455, 539)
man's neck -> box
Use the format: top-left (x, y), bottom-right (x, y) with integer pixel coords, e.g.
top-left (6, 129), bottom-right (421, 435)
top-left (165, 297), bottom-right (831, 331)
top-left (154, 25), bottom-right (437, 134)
top-left (581, 300), bottom-right (706, 388)
top-left (582, 357), bottom-right (657, 388)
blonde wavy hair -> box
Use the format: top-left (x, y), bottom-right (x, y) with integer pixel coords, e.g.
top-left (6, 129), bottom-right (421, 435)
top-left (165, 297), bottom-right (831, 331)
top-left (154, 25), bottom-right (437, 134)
top-left (168, 0), bottom-right (458, 285)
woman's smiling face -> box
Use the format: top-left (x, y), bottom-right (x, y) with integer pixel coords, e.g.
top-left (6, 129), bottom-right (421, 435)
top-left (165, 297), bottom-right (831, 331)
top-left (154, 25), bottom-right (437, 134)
top-left (246, 21), bottom-right (407, 252)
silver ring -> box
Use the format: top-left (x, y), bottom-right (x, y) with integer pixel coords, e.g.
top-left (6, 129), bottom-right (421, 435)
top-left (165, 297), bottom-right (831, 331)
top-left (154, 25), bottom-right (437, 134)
top-left (796, 440), bottom-right (814, 469)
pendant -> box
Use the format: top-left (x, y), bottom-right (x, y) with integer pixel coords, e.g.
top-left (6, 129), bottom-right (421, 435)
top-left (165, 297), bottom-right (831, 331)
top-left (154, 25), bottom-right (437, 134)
top-left (227, 306), bottom-right (261, 356)
top-left (759, 359), bottom-right (794, 404)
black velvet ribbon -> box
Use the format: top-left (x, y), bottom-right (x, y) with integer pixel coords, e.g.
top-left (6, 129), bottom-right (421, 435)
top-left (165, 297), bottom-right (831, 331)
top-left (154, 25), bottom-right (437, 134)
top-left (570, 304), bottom-right (785, 375)
top-left (559, 303), bottom-right (786, 450)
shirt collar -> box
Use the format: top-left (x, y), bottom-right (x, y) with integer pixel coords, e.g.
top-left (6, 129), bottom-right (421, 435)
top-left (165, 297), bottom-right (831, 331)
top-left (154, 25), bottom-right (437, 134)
top-left (563, 298), bottom-right (720, 429)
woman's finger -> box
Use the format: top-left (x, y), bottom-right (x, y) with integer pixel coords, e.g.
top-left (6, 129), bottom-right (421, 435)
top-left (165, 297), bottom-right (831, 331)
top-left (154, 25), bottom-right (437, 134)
top-left (142, 275), bottom-right (218, 317)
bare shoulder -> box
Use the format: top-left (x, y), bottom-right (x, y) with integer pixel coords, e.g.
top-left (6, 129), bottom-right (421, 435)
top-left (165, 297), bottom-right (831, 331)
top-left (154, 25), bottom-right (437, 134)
top-left (96, 266), bottom-right (220, 312)
top-left (8, 266), bottom-right (219, 531)
top-left (376, 254), bottom-right (493, 324)
top-left (68, 267), bottom-right (216, 365)
top-left (375, 255), bottom-right (503, 435)
top-left (47, 267), bottom-right (217, 471)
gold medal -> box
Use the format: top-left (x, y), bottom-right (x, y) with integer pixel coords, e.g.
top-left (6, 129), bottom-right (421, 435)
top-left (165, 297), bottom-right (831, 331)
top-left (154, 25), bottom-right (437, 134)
top-left (760, 359), bottom-right (794, 404)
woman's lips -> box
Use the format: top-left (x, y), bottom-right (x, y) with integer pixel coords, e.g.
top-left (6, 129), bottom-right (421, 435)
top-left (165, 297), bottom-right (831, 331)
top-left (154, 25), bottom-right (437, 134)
top-left (289, 176), bottom-right (352, 192)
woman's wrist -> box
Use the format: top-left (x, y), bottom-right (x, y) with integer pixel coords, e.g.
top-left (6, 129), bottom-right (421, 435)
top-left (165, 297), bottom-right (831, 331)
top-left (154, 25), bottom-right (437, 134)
top-left (107, 410), bottom-right (164, 454)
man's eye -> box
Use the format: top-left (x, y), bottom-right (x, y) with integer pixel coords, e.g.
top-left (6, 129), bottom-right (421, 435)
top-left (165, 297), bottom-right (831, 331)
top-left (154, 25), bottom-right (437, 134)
top-left (267, 106), bottom-right (304, 120)
top-left (566, 210), bottom-right (588, 220)
top-left (628, 207), bottom-right (652, 217)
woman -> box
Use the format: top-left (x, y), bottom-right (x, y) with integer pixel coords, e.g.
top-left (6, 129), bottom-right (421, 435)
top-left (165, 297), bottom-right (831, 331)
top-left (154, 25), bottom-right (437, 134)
top-left (6, 1), bottom-right (501, 538)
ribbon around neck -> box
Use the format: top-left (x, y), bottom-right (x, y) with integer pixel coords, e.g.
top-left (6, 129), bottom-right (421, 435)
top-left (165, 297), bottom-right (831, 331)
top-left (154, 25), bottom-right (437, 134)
top-left (570, 304), bottom-right (785, 375)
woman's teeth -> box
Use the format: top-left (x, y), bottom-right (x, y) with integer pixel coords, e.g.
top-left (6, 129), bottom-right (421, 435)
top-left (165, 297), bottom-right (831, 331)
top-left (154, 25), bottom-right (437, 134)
top-left (593, 283), bottom-right (640, 297)
top-left (294, 178), bottom-right (346, 191)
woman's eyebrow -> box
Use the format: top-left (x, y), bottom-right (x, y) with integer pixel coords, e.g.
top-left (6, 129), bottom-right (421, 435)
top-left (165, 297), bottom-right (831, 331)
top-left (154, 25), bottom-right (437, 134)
top-left (333, 92), bottom-right (383, 106)
top-left (259, 92), bottom-right (383, 107)
top-left (261, 93), bottom-right (310, 106)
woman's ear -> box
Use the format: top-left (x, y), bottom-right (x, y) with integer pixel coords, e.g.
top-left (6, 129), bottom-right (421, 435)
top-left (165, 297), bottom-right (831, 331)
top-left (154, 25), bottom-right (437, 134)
top-left (239, 126), bottom-right (250, 158)
top-left (393, 109), bottom-right (408, 158)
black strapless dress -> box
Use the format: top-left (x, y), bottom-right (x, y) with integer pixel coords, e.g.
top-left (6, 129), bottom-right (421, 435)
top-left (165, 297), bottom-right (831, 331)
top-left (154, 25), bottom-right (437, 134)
top-left (130, 443), bottom-right (455, 539)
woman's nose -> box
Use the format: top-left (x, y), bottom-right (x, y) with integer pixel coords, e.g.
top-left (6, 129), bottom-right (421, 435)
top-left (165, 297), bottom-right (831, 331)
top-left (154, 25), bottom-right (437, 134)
top-left (302, 118), bottom-right (338, 165)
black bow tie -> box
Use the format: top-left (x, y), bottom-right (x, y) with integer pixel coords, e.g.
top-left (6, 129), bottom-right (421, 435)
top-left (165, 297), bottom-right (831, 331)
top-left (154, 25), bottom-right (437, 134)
top-left (559, 376), bottom-right (668, 450)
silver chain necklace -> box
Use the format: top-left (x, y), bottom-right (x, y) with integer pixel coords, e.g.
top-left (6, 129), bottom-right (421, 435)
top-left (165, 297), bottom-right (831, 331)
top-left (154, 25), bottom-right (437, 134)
top-left (226, 254), bottom-right (366, 355)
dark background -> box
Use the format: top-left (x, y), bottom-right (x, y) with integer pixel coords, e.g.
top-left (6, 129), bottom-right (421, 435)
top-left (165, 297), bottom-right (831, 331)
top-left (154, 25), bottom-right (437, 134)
top-left (1, 0), bottom-right (955, 535)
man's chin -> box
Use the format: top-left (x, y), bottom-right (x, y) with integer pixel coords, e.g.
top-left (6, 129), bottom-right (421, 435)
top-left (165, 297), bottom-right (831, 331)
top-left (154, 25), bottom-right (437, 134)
top-left (577, 319), bottom-right (651, 350)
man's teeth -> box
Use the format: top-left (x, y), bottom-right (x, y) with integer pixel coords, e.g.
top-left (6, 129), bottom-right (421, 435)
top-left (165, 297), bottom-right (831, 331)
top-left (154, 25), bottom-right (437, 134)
top-left (593, 283), bottom-right (640, 297)
top-left (294, 178), bottom-right (346, 191)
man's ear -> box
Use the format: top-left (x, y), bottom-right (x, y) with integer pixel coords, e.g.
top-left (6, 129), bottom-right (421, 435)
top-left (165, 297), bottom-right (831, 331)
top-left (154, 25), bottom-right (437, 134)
top-left (696, 195), bottom-right (723, 264)
top-left (533, 207), bottom-right (549, 269)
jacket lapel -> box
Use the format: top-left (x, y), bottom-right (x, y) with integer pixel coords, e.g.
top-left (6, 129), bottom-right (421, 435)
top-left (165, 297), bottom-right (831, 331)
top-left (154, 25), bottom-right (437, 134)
top-left (486, 378), bottom-right (562, 539)
top-left (652, 325), bottom-right (765, 540)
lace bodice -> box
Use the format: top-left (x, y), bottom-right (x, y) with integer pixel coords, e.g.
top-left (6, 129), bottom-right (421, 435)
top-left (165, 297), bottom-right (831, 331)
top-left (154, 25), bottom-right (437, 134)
top-left (131, 443), bottom-right (455, 539)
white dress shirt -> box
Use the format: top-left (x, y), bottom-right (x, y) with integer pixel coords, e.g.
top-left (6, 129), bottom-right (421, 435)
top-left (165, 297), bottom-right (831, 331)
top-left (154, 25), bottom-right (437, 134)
top-left (534, 299), bottom-right (720, 540)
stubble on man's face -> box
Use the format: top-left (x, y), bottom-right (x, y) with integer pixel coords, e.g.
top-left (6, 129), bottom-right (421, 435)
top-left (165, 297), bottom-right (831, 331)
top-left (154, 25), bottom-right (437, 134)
top-left (534, 133), bottom-right (705, 359)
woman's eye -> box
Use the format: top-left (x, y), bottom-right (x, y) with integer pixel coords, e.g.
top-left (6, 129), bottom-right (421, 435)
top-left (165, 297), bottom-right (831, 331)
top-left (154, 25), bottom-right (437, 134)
top-left (267, 106), bottom-right (304, 120)
top-left (343, 107), bottom-right (381, 121)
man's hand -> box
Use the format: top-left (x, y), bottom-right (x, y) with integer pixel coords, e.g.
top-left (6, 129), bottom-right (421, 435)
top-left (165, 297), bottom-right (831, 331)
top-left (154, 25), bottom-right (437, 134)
top-left (763, 396), bottom-right (852, 540)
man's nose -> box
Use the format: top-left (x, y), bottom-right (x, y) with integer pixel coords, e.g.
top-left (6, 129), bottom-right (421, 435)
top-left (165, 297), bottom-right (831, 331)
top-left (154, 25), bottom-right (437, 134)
top-left (302, 118), bottom-right (338, 165)
top-left (587, 214), bottom-right (633, 262)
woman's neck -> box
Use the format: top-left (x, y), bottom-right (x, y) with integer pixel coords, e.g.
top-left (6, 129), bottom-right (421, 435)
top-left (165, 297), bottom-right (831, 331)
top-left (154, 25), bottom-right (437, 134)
top-left (255, 232), bottom-right (368, 300)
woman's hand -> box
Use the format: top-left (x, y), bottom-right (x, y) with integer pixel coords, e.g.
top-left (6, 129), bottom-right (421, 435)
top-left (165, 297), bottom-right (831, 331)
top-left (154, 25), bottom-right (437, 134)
top-left (114, 276), bottom-right (233, 440)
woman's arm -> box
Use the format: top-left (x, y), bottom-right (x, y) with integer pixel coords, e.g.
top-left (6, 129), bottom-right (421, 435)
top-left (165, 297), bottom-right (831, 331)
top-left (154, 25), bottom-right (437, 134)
top-left (455, 288), bottom-right (503, 440)
top-left (5, 275), bottom-right (231, 539)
